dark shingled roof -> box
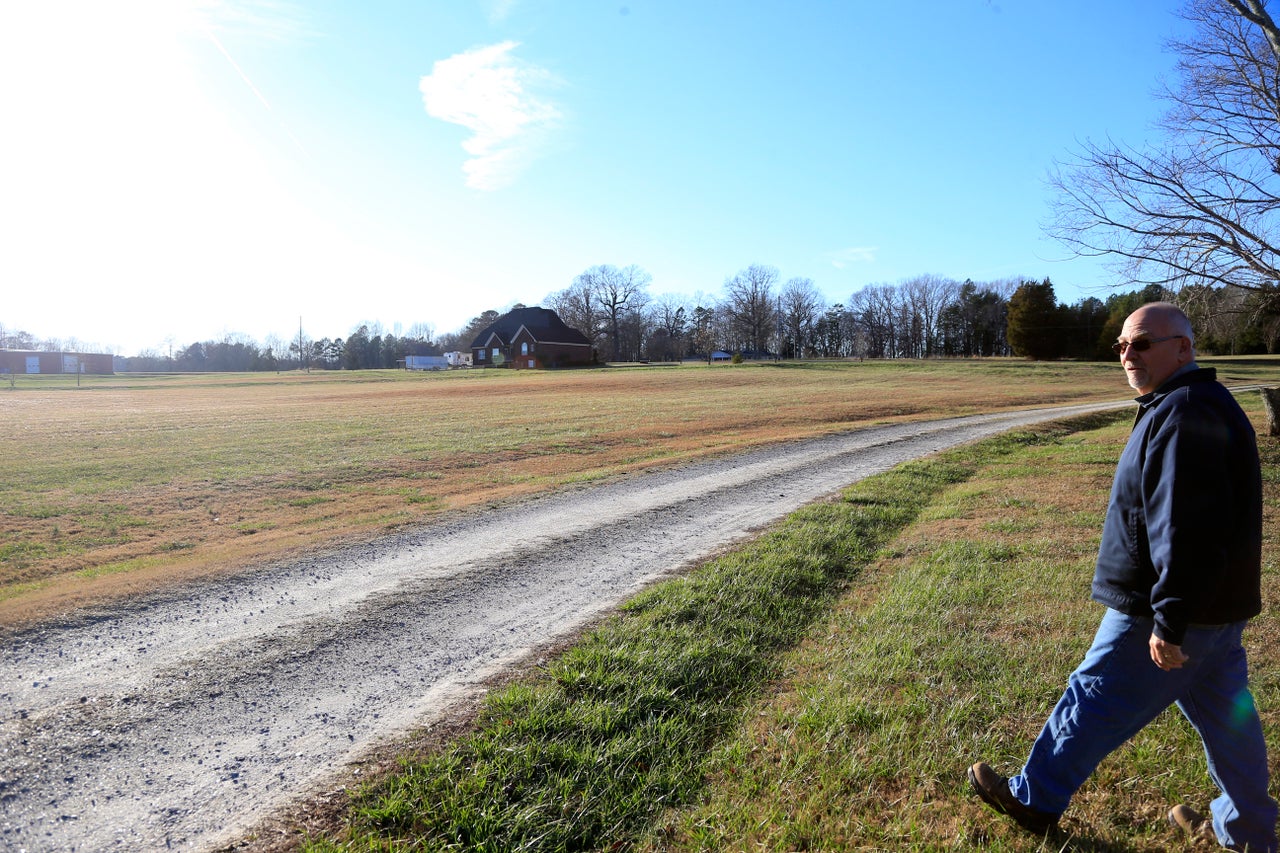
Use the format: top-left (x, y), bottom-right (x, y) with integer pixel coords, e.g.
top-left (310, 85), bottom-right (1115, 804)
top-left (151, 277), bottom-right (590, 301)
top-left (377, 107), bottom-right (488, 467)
top-left (470, 307), bottom-right (592, 348)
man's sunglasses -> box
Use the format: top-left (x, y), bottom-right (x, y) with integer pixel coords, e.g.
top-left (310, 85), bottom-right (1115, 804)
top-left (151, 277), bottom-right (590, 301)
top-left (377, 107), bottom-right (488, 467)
top-left (1111, 335), bottom-right (1184, 355)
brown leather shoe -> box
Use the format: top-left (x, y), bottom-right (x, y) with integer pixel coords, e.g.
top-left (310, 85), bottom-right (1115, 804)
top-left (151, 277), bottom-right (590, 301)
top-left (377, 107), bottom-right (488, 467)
top-left (1169, 803), bottom-right (1209, 835)
top-left (1169, 805), bottom-right (1240, 849)
top-left (967, 761), bottom-right (1059, 834)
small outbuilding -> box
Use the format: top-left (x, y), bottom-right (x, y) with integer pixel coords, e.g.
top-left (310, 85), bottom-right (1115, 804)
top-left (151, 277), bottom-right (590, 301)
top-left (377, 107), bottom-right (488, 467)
top-left (470, 307), bottom-right (594, 369)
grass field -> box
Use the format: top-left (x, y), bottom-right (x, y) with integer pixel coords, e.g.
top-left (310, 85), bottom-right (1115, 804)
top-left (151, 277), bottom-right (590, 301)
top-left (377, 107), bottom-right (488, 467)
top-left (7, 357), bottom-right (1280, 850)
top-left (299, 397), bottom-right (1280, 853)
top-left (4, 358), bottom-right (1280, 628)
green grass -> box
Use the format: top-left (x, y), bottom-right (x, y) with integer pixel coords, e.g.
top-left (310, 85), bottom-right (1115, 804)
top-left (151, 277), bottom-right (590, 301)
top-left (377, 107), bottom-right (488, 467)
top-left (638, 398), bottom-right (1280, 852)
top-left (300, 412), bottom-right (1140, 852)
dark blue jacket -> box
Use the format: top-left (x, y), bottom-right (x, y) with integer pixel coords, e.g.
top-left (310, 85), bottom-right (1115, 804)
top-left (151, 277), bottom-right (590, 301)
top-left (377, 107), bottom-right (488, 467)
top-left (1092, 367), bottom-right (1262, 645)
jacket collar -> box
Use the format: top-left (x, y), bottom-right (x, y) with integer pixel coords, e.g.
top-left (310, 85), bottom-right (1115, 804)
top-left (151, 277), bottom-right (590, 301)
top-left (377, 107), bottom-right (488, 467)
top-left (1134, 365), bottom-right (1215, 410)
top-left (1131, 365), bottom-right (1214, 428)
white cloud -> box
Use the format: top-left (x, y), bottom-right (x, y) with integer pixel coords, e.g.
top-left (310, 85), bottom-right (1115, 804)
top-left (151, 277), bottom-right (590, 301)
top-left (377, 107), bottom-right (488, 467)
top-left (419, 41), bottom-right (561, 190)
top-left (827, 246), bottom-right (879, 269)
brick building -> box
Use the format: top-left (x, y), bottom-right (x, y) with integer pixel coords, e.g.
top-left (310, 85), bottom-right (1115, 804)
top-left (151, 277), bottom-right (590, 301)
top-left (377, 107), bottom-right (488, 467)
top-left (0, 350), bottom-right (115, 375)
top-left (470, 307), bottom-right (594, 369)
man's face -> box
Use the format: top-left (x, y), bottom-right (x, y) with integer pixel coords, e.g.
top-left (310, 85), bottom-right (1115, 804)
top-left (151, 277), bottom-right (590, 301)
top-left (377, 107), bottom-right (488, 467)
top-left (1116, 308), bottom-right (1189, 395)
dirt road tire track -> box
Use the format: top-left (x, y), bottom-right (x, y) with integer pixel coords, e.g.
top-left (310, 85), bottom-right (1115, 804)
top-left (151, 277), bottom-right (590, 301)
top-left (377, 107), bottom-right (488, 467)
top-left (0, 403), bottom-right (1130, 851)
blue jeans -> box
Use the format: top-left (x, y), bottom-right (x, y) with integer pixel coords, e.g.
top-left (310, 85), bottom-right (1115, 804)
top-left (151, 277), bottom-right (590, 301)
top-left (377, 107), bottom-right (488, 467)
top-left (1009, 609), bottom-right (1278, 851)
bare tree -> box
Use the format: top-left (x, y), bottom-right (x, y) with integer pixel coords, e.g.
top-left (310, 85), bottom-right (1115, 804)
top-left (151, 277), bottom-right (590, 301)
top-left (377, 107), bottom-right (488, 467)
top-left (723, 264), bottom-right (780, 353)
top-left (617, 304), bottom-right (649, 361)
top-left (849, 283), bottom-right (903, 358)
top-left (562, 264), bottom-right (651, 361)
top-left (546, 280), bottom-right (606, 352)
top-left (11, 329), bottom-right (39, 350)
top-left (1048, 0), bottom-right (1280, 311)
top-left (406, 322), bottom-right (436, 343)
top-left (902, 274), bottom-right (957, 357)
top-left (646, 293), bottom-right (689, 361)
top-left (596, 264), bottom-right (651, 361)
top-left (778, 277), bottom-right (824, 358)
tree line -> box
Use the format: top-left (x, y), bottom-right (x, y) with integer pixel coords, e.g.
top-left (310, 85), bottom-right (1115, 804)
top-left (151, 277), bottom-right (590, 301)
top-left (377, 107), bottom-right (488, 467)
top-left (546, 266), bottom-right (1280, 362)
top-left (5, 264), bottom-right (1275, 374)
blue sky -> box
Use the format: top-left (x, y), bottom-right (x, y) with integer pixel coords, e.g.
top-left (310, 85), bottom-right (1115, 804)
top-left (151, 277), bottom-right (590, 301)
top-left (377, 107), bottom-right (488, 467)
top-left (0, 1), bottom-right (1187, 355)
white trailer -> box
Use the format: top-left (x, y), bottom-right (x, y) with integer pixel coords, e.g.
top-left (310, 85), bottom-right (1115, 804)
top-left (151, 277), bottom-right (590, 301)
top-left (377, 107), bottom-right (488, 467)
top-left (405, 355), bottom-right (448, 371)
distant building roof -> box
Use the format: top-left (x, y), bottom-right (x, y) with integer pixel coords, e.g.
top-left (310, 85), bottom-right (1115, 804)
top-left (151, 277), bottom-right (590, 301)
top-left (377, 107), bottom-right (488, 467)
top-left (469, 307), bottom-right (592, 349)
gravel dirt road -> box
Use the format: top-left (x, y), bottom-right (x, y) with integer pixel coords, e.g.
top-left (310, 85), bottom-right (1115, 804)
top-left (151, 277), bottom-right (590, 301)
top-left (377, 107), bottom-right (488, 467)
top-left (0, 402), bottom-right (1130, 852)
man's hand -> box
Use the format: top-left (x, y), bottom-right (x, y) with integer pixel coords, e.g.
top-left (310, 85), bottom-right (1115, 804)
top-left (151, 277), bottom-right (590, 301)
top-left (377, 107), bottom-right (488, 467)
top-left (1150, 634), bottom-right (1189, 671)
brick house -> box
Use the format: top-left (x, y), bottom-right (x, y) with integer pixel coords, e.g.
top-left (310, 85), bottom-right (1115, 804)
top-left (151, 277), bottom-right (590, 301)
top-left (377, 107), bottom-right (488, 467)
top-left (470, 307), bottom-right (594, 369)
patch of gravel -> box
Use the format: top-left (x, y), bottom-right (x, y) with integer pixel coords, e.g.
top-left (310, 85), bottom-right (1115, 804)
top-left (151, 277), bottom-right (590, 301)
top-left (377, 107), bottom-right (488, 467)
top-left (0, 403), bottom-right (1129, 852)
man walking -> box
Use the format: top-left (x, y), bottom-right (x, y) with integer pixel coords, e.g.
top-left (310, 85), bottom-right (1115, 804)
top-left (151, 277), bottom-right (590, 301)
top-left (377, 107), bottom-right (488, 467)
top-left (968, 302), bottom-right (1277, 851)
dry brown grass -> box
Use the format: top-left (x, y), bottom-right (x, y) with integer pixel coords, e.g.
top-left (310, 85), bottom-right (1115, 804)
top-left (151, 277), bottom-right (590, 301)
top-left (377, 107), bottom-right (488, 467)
top-left (0, 358), bottom-right (1266, 628)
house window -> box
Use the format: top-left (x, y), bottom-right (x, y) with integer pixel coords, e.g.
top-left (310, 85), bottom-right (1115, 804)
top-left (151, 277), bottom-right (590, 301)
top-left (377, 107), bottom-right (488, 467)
top-left (476, 349), bottom-right (485, 361)
top-left (521, 342), bottom-right (529, 355)
top-left (492, 347), bottom-right (500, 359)
top-left (528, 359), bottom-right (535, 368)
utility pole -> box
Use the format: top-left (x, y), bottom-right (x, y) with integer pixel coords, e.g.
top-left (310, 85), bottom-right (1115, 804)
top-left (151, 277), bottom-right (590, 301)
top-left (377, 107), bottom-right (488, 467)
top-left (298, 316), bottom-right (306, 373)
